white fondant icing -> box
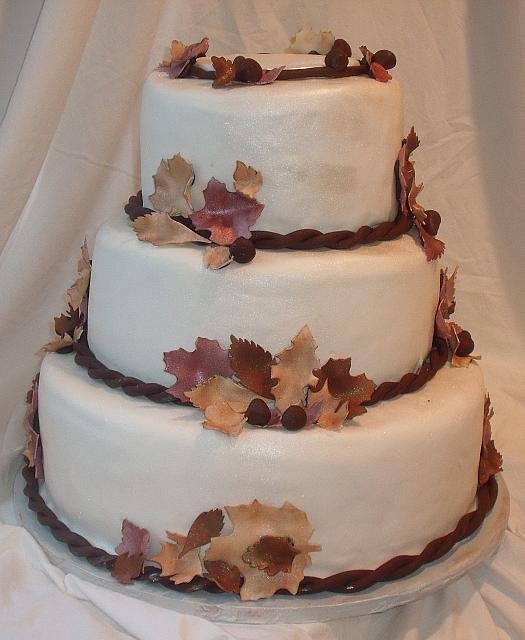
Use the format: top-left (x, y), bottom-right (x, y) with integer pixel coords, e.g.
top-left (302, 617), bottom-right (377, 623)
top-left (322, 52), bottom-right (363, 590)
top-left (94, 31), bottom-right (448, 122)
top-left (140, 70), bottom-right (404, 233)
top-left (38, 354), bottom-right (485, 576)
top-left (87, 216), bottom-right (440, 388)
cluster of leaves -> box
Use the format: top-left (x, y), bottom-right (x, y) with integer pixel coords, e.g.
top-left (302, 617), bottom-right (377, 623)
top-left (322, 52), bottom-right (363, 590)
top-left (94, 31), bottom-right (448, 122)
top-left (23, 375), bottom-right (43, 480)
top-left (163, 325), bottom-right (376, 436)
top-left (435, 267), bottom-right (480, 367)
top-left (114, 500), bottom-right (320, 600)
top-left (157, 38), bottom-right (210, 79)
top-left (478, 395), bottom-right (503, 485)
top-left (359, 46), bottom-right (391, 83)
top-left (285, 26), bottom-right (336, 55)
top-left (397, 128), bottom-right (445, 261)
top-left (41, 240), bottom-right (91, 353)
top-left (133, 155), bottom-right (264, 268)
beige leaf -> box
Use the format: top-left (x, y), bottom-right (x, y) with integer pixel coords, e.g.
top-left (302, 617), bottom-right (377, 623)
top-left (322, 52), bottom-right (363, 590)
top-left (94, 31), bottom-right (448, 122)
top-left (133, 212), bottom-right (210, 246)
top-left (271, 326), bottom-right (320, 412)
top-left (204, 246), bottom-right (232, 270)
top-left (162, 531), bottom-right (202, 585)
top-left (308, 383), bottom-right (347, 430)
top-left (203, 401), bottom-right (247, 437)
top-left (286, 26), bottom-right (335, 54)
top-left (449, 322), bottom-right (481, 368)
top-left (204, 500), bottom-right (320, 601)
top-left (149, 541), bottom-right (180, 577)
top-left (149, 154), bottom-right (195, 216)
top-left (66, 266), bottom-right (91, 311)
top-left (170, 39), bottom-right (187, 62)
top-left (233, 161), bottom-right (263, 199)
top-left (39, 336), bottom-right (74, 355)
top-left (408, 182), bottom-right (427, 223)
top-left (185, 376), bottom-right (261, 412)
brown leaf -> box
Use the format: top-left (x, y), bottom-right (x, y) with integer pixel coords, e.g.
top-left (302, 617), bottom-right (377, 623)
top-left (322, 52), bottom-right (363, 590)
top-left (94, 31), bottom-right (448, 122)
top-left (204, 560), bottom-right (242, 593)
top-left (233, 161), bottom-right (262, 199)
top-left (204, 500), bottom-right (320, 600)
top-left (408, 182), bottom-right (427, 223)
top-left (181, 509), bottom-right (224, 557)
top-left (40, 336), bottom-right (75, 354)
top-left (307, 382), bottom-right (347, 430)
top-left (449, 323), bottom-right (481, 367)
top-left (111, 552), bottom-right (144, 584)
top-left (479, 440), bottom-right (503, 485)
top-left (149, 541), bottom-right (180, 577)
top-left (229, 336), bottom-right (274, 397)
top-left (211, 56), bottom-right (236, 88)
top-left (133, 212), bottom-right (209, 246)
top-left (185, 375), bottom-right (261, 412)
top-left (149, 154), bottom-right (195, 216)
top-left (204, 246), bottom-right (232, 269)
top-left (405, 126), bottom-right (420, 157)
top-left (203, 401), bottom-right (247, 436)
top-left (54, 305), bottom-right (80, 338)
top-left (271, 326), bottom-right (320, 412)
top-left (313, 358), bottom-right (376, 404)
top-left (242, 536), bottom-right (300, 576)
top-left (66, 264), bottom-right (91, 312)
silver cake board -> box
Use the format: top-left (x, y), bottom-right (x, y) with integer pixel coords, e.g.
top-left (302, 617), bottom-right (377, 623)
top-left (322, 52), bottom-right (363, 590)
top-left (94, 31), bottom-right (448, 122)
top-left (12, 468), bottom-right (509, 624)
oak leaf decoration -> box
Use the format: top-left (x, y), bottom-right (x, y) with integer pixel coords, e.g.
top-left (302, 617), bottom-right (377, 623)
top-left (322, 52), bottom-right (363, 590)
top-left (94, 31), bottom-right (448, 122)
top-left (414, 219), bottom-right (445, 261)
top-left (211, 56), bottom-right (236, 88)
top-left (160, 37), bottom-right (209, 79)
top-left (148, 541), bottom-right (180, 577)
top-left (181, 509), bottom-right (224, 556)
top-left (190, 178), bottom-right (265, 245)
top-left (164, 338), bottom-right (233, 402)
top-left (478, 395), bottom-right (502, 484)
top-left (242, 536), bottom-right (300, 576)
top-left (112, 553), bottom-right (144, 585)
top-left (149, 154), bottom-right (195, 216)
top-left (185, 375), bottom-right (261, 412)
top-left (164, 532), bottom-right (202, 584)
top-left (307, 382), bottom-right (349, 430)
top-left (204, 500), bottom-right (320, 600)
top-left (271, 326), bottom-right (320, 412)
top-left (204, 560), bottom-right (242, 593)
top-left (204, 245), bottom-right (232, 269)
top-left (54, 305), bottom-right (80, 338)
top-left (23, 376), bottom-right (43, 479)
top-left (229, 335), bottom-right (274, 397)
top-left (132, 212), bottom-right (209, 246)
top-left (286, 26), bottom-right (335, 55)
top-left (203, 401), bottom-right (247, 436)
top-left (233, 161), bottom-right (263, 199)
top-left (115, 519), bottom-right (151, 557)
top-left (66, 239), bottom-right (91, 311)
top-left (312, 358), bottom-right (376, 408)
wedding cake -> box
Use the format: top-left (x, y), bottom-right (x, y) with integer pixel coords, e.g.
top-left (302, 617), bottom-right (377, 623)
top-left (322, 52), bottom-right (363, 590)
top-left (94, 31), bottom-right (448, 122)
top-left (23, 28), bottom-right (502, 601)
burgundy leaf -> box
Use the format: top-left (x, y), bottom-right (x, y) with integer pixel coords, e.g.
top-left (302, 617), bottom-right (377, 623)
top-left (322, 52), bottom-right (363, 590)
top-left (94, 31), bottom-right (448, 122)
top-left (164, 337), bottom-right (233, 401)
top-left (115, 519), bottom-right (150, 557)
top-left (111, 553), bottom-right (145, 584)
top-left (190, 178), bottom-right (264, 245)
top-left (181, 509), bottom-right (224, 556)
top-left (415, 219), bottom-right (446, 261)
top-left (257, 66), bottom-right (285, 84)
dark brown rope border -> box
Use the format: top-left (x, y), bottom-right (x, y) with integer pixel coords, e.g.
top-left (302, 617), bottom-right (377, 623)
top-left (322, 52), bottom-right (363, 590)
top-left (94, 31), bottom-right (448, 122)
top-left (124, 193), bottom-right (414, 251)
top-left (22, 460), bottom-right (498, 595)
top-left (70, 332), bottom-right (448, 410)
top-left (189, 63), bottom-right (371, 82)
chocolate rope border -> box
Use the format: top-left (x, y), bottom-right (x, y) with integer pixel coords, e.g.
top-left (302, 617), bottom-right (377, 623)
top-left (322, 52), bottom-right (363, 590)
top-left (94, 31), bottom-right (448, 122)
top-left (71, 333), bottom-right (448, 410)
top-left (22, 460), bottom-right (498, 595)
top-left (189, 63), bottom-right (371, 82)
top-left (124, 193), bottom-right (413, 251)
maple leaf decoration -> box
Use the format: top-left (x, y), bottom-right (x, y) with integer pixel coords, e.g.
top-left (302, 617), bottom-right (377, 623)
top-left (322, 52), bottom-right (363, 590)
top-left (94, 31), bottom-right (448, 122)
top-left (23, 375), bottom-right (43, 479)
top-left (203, 401), bottom-right (247, 436)
top-left (271, 326), bottom-right (320, 412)
top-left (112, 519), bottom-right (150, 584)
top-left (229, 336), bottom-right (274, 398)
top-left (211, 56), bottom-right (236, 88)
top-left (164, 338), bottom-right (233, 402)
top-left (158, 37), bottom-right (209, 79)
top-left (149, 154), bottom-right (195, 216)
top-left (478, 395), bottom-right (503, 485)
top-left (132, 212), bottom-right (209, 246)
top-left (435, 267), bottom-right (458, 341)
top-left (190, 178), bottom-right (264, 245)
top-left (149, 532), bottom-right (202, 584)
top-left (360, 46), bottom-right (391, 82)
top-left (204, 500), bottom-right (320, 600)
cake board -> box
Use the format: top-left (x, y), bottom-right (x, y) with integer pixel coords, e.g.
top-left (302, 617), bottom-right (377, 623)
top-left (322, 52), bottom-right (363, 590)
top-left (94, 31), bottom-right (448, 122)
top-left (11, 465), bottom-right (509, 624)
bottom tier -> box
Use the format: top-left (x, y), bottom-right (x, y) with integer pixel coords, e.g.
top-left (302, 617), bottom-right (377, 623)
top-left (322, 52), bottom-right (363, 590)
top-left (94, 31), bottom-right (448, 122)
top-left (38, 353), bottom-right (485, 578)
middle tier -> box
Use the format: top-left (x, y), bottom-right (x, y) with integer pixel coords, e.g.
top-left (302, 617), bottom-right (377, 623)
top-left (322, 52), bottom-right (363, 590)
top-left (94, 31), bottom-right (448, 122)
top-left (88, 215), bottom-right (440, 387)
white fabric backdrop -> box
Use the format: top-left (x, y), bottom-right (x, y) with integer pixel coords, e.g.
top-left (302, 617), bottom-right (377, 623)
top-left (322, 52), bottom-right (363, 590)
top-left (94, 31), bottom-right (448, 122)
top-left (0, 0), bottom-right (524, 638)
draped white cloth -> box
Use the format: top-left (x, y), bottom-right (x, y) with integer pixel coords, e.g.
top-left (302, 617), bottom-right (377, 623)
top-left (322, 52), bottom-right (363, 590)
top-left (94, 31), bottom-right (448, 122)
top-left (1, 0), bottom-right (524, 637)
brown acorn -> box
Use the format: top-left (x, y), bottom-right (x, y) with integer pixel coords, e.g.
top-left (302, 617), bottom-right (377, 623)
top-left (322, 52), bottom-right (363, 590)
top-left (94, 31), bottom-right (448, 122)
top-left (332, 38), bottom-right (352, 57)
top-left (424, 210), bottom-right (441, 236)
top-left (282, 405), bottom-right (308, 431)
top-left (230, 237), bottom-right (256, 263)
top-left (325, 48), bottom-right (349, 71)
top-left (456, 331), bottom-right (475, 357)
top-left (245, 399), bottom-right (271, 426)
top-left (233, 56), bottom-right (263, 83)
top-left (372, 49), bottom-right (396, 70)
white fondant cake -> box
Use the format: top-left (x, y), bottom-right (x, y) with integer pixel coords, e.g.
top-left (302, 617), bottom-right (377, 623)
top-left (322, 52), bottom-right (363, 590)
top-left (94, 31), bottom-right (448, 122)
top-left (39, 353), bottom-right (484, 576)
top-left (28, 38), bottom-right (498, 600)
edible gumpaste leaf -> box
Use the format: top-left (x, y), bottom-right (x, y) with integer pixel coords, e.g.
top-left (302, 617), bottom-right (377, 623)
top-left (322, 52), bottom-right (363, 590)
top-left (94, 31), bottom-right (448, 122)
top-left (286, 26), bottom-right (335, 54)
top-left (164, 532), bottom-right (202, 584)
top-left (190, 178), bottom-right (265, 245)
top-left (160, 37), bottom-right (209, 79)
top-left (312, 358), bottom-right (376, 406)
top-left (435, 267), bottom-right (458, 341)
top-left (229, 336), bottom-right (274, 398)
top-left (359, 46), bottom-right (392, 82)
top-left (257, 66), bottom-right (285, 84)
top-left (149, 154), bottom-right (195, 216)
top-left (307, 382), bottom-right (349, 430)
top-left (115, 519), bottom-right (150, 557)
top-left (24, 375), bottom-right (44, 479)
top-left (204, 500), bottom-right (320, 600)
top-left (185, 375), bottom-right (260, 412)
top-left (204, 245), bottom-right (232, 269)
top-left (414, 219), bottom-right (446, 261)
top-left (204, 560), bottom-right (242, 593)
top-left (149, 541), bottom-right (180, 577)
top-left (233, 161), bottom-right (263, 199)
top-left (483, 395), bottom-right (494, 448)
top-left (479, 440), bottom-right (503, 485)
top-left (449, 322), bottom-right (481, 367)
top-left (271, 326), bottom-right (320, 412)
top-left (111, 552), bottom-right (144, 584)
top-left (408, 182), bottom-right (427, 223)
top-left (203, 401), bottom-right (248, 436)
top-left (181, 509), bottom-right (225, 556)
top-left (132, 212), bottom-right (209, 246)
top-left (54, 304), bottom-right (80, 338)
top-left (66, 241), bottom-right (91, 312)
top-left (405, 127), bottom-right (420, 157)
top-left (211, 56), bottom-right (236, 88)
top-left (242, 536), bottom-right (300, 576)
top-left (164, 338), bottom-right (233, 402)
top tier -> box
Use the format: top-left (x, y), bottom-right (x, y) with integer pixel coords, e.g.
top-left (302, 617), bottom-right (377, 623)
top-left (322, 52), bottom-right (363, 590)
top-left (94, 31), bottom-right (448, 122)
top-left (141, 53), bottom-right (404, 234)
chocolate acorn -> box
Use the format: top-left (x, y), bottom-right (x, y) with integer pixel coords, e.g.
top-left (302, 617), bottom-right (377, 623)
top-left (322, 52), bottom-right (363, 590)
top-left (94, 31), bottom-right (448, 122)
top-left (424, 210), bottom-right (441, 236)
top-left (245, 399), bottom-right (271, 426)
top-left (456, 331), bottom-right (475, 357)
top-left (325, 48), bottom-right (349, 71)
top-left (372, 49), bottom-right (396, 70)
top-left (282, 405), bottom-right (308, 431)
top-left (233, 56), bottom-right (263, 83)
top-left (230, 237), bottom-right (256, 263)
top-left (332, 38), bottom-right (352, 57)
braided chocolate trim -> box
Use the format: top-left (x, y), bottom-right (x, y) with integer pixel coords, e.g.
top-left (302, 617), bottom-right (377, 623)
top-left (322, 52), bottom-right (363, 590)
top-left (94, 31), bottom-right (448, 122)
top-left (124, 193), bottom-right (413, 251)
top-left (72, 333), bottom-right (448, 410)
top-left (22, 459), bottom-right (498, 595)
top-left (189, 63), bottom-right (371, 82)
